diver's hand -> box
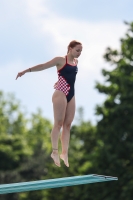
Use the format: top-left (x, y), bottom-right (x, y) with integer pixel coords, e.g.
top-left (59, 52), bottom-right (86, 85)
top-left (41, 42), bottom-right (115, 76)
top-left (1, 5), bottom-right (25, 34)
top-left (16, 71), bottom-right (26, 80)
top-left (54, 81), bottom-right (58, 88)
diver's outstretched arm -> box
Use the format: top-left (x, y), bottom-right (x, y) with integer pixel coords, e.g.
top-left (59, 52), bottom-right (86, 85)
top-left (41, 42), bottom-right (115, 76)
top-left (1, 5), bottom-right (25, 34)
top-left (16, 57), bottom-right (60, 80)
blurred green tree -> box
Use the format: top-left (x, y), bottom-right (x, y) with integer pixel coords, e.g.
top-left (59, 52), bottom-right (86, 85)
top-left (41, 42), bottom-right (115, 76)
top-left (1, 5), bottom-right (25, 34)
top-left (74, 22), bottom-right (133, 200)
top-left (0, 91), bottom-right (52, 200)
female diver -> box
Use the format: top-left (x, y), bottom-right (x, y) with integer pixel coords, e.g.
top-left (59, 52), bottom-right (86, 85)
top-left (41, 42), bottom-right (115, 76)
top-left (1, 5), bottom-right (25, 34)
top-left (16, 40), bottom-right (83, 167)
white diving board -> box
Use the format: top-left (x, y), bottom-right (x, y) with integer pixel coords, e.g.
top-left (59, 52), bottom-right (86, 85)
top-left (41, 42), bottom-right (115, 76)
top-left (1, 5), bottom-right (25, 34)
top-left (0, 174), bottom-right (118, 194)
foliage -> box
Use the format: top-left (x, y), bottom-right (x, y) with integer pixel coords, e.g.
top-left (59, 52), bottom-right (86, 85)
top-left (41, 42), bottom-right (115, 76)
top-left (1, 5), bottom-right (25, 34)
top-left (82, 21), bottom-right (133, 200)
top-left (1, 21), bottom-right (133, 200)
top-left (0, 91), bottom-right (52, 200)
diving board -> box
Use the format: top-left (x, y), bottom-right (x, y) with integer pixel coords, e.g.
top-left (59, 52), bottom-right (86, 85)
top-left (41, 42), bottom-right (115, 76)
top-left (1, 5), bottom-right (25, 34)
top-left (0, 174), bottom-right (118, 194)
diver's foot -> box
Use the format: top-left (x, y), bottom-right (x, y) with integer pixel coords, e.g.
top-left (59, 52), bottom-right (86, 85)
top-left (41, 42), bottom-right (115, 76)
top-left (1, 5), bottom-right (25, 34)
top-left (51, 150), bottom-right (60, 167)
top-left (60, 153), bottom-right (69, 167)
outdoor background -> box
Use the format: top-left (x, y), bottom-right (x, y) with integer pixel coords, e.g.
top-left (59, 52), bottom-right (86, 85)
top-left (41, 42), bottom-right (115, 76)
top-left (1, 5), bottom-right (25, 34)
top-left (0, 0), bottom-right (132, 124)
top-left (0, 0), bottom-right (133, 200)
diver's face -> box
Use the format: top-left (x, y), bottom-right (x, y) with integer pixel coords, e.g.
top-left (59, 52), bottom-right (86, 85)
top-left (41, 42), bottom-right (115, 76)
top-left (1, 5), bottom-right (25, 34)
top-left (71, 44), bottom-right (83, 58)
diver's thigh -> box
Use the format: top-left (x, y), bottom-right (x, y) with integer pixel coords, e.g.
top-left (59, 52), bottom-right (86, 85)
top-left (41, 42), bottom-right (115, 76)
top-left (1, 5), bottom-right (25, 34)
top-left (52, 90), bottom-right (67, 123)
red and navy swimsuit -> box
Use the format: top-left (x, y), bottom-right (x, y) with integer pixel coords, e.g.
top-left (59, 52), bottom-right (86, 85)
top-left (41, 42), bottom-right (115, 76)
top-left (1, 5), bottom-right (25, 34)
top-left (54, 56), bottom-right (78, 102)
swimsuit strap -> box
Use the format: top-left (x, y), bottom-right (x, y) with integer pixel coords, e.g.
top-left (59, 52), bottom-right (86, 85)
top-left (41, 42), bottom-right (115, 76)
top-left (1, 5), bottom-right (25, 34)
top-left (66, 55), bottom-right (68, 64)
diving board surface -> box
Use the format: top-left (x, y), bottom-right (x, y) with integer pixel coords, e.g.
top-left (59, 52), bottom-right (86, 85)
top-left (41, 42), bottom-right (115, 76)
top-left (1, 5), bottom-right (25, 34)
top-left (0, 174), bottom-right (118, 194)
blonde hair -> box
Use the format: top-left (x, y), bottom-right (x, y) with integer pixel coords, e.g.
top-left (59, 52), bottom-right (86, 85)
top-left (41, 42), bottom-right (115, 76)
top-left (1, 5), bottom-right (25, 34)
top-left (67, 40), bottom-right (82, 53)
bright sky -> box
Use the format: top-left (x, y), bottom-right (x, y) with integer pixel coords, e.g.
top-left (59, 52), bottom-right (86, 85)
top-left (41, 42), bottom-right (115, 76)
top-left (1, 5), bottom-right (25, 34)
top-left (0, 0), bottom-right (132, 125)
